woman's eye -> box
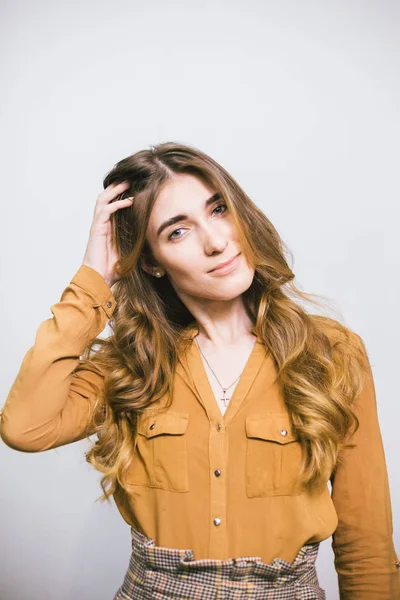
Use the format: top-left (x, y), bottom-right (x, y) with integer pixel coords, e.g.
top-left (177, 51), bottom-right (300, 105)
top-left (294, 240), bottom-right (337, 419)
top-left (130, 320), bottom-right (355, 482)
top-left (168, 228), bottom-right (184, 240)
top-left (213, 203), bottom-right (227, 216)
top-left (167, 203), bottom-right (228, 240)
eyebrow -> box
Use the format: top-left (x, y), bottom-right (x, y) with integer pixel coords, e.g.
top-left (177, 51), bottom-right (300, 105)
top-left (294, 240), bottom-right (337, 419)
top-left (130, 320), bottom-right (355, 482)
top-left (156, 192), bottom-right (222, 238)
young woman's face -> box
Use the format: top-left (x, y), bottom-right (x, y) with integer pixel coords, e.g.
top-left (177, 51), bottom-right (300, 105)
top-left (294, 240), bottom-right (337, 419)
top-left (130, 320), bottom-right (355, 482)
top-left (144, 173), bottom-right (255, 302)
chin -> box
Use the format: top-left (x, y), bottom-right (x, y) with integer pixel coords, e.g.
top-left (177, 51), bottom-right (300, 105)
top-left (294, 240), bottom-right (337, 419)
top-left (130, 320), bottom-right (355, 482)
top-left (206, 273), bottom-right (255, 301)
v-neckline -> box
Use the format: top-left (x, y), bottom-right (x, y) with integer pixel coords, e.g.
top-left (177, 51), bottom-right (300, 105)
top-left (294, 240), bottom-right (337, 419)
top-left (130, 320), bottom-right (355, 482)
top-left (195, 335), bottom-right (257, 411)
top-left (180, 325), bottom-right (268, 424)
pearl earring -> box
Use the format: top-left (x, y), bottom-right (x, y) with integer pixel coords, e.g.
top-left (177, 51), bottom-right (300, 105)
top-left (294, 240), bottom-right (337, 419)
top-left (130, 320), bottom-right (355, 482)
top-left (155, 271), bottom-right (162, 278)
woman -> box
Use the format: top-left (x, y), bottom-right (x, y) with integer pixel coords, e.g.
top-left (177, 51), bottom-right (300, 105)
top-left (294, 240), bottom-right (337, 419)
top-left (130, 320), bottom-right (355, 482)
top-left (1, 142), bottom-right (399, 599)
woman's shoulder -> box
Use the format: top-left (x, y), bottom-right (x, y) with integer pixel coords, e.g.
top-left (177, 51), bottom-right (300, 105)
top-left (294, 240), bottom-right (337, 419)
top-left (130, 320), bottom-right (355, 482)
top-left (309, 314), bottom-right (365, 354)
top-left (309, 314), bottom-right (370, 382)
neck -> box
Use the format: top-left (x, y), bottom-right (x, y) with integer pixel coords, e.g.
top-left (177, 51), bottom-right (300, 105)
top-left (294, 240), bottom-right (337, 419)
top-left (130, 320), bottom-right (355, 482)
top-left (194, 316), bottom-right (255, 351)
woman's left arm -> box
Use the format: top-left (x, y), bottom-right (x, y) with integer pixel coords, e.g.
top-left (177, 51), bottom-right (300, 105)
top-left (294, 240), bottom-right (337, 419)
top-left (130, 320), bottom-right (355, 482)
top-left (330, 334), bottom-right (400, 599)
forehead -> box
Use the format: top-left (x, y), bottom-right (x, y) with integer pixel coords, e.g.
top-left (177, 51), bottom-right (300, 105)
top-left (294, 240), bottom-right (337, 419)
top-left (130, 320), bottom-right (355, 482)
top-left (148, 174), bottom-right (215, 226)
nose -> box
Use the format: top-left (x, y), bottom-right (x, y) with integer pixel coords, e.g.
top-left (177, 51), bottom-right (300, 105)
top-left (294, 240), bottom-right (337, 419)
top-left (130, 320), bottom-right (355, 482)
top-left (203, 233), bottom-right (228, 256)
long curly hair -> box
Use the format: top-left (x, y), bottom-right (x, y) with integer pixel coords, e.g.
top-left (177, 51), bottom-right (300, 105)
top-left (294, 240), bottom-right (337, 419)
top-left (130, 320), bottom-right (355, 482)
top-left (76, 141), bottom-right (370, 503)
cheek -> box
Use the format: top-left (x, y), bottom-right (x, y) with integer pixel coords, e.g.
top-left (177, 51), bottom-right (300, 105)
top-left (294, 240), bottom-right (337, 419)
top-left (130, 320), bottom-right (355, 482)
top-left (164, 244), bottom-right (202, 272)
top-left (174, 263), bottom-right (201, 280)
top-left (164, 255), bottom-right (201, 281)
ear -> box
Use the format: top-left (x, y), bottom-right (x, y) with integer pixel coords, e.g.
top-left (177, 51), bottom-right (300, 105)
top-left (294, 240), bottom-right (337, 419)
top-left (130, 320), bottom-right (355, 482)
top-left (141, 261), bottom-right (165, 278)
top-left (141, 261), bottom-right (152, 275)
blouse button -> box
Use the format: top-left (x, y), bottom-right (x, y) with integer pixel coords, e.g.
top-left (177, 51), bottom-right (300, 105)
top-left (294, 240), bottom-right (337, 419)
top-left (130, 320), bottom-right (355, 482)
top-left (280, 429), bottom-right (287, 436)
top-left (106, 301), bottom-right (112, 308)
top-left (213, 518), bottom-right (221, 526)
top-left (214, 469), bottom-right (221, 477)
top-left (149, 423), bottom-right (155, 430)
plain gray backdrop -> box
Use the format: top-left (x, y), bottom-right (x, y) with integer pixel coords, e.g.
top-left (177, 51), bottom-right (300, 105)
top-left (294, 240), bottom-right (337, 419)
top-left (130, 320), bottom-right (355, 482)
top-left (0, 1), bottom-right (399, 599)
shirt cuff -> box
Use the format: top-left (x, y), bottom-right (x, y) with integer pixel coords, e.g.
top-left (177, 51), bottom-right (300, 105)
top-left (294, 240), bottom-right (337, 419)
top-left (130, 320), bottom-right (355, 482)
top-left (70, 265), bottom-right (117, 319)
top-left (338, 569), bottom-right (400, 599)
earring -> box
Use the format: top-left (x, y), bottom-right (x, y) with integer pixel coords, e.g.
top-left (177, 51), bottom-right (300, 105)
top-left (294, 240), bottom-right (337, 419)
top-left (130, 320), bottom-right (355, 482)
top-left (155, 271), bottom-right (162, 278)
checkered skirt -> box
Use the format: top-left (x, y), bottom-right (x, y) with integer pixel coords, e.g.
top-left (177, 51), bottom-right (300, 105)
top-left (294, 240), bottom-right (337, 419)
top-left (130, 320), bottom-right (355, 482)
top-left (112, 527), bottom-right (325, 599)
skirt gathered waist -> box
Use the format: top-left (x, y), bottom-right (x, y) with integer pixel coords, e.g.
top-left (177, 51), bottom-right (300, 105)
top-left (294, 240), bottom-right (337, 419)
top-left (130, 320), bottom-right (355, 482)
top-left (112, 526), bottom-right (326, 599)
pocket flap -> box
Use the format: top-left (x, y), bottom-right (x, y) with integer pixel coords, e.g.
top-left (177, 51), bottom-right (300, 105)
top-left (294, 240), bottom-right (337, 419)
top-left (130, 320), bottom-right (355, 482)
top-left (137, 411), bottom-right (189, 438)
top-left (245, 414), bottom-right (297, 444)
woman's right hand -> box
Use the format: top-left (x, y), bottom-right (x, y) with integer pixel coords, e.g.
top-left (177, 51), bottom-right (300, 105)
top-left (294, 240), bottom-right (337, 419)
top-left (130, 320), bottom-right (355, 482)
top-left (82, 181), bottom-right (134, 288)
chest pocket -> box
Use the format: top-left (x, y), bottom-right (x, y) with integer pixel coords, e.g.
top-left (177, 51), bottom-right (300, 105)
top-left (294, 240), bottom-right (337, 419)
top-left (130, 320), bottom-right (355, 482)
top-left (126, 410), bottom-right (190, 492)
top-left (245, 413), bottom-right (303, 497)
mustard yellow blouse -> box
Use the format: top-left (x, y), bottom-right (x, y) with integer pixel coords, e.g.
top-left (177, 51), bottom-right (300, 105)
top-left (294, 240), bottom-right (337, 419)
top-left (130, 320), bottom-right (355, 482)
top-left (1, 265), bottom-right (399, 599)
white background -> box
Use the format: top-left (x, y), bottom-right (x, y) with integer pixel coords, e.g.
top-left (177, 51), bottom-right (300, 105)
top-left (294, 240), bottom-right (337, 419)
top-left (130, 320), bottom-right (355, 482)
top-left (0, 1), bottom-right (399, 598)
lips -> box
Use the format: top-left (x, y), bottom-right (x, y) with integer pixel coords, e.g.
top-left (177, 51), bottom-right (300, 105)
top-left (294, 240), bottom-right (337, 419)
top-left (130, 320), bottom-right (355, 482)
top-left (209, 253), bottom-right (240, 272)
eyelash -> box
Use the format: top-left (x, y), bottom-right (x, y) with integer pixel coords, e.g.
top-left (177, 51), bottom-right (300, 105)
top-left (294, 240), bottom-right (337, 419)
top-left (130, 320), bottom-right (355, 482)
top-left (167, 203), bottom-right (228, 240)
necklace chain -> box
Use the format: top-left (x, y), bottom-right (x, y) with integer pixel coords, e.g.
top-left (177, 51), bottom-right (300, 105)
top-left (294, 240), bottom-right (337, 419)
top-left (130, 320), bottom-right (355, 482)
top-left (194, 335), bottom-right (244, 406)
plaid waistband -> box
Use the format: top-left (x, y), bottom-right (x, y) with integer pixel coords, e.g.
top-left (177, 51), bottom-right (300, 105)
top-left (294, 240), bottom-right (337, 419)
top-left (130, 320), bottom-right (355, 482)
top-left (112, 528), bottom-right (325, 599)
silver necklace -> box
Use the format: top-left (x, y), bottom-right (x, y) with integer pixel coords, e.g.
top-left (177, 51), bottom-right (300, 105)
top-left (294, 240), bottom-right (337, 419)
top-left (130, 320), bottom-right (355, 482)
top-left (194, 335), bottom-right (244, 407)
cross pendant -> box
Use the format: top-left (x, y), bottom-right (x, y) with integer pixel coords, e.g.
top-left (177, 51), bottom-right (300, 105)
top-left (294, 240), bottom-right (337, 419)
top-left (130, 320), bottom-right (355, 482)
top-left (221, 388), bottom-right (230, 406)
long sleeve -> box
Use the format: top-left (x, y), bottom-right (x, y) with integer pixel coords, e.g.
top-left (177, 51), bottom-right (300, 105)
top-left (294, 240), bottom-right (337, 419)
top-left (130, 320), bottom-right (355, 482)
top-left (0, 265), bottom-right (116, 452)
top-left (330, 335), bottom-right (400, 599)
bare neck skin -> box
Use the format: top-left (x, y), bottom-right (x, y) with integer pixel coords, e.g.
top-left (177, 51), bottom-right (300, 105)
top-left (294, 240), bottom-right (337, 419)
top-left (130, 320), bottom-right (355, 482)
top-left (195, 333), bottom-right (257, 414)
top-left (193, 308), bottom-right (257, 413)
top-left (194, 307), bottom-right (256, 351)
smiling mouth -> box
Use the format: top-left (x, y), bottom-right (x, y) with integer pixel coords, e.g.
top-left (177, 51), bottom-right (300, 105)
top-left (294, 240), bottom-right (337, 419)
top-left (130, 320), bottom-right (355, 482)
top-left (208, 253), bottom-right (240, 273)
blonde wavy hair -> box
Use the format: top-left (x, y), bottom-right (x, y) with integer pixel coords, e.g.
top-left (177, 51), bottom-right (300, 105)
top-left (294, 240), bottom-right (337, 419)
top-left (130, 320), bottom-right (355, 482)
top-left (76, 142), bottom-right (370, 503)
